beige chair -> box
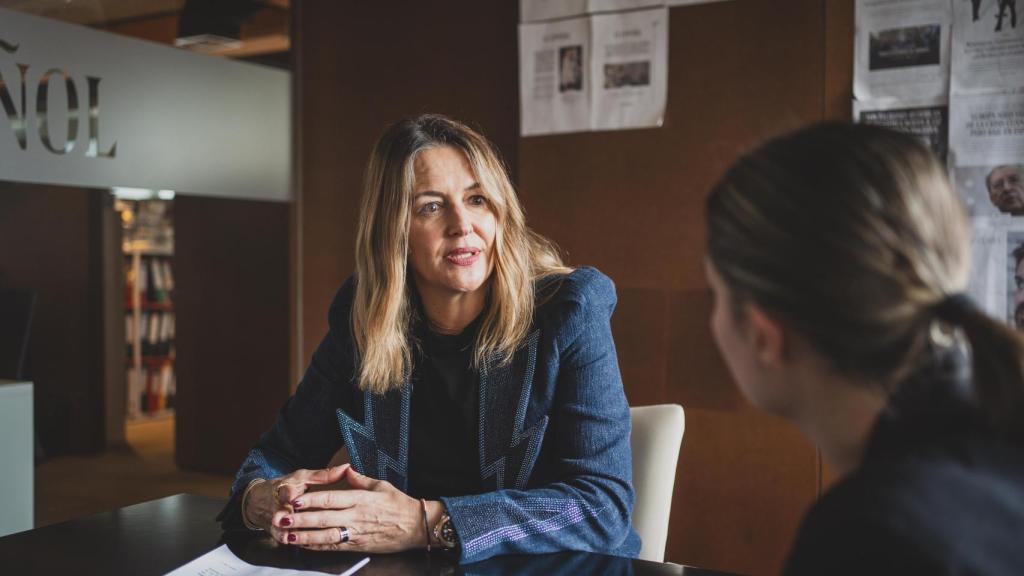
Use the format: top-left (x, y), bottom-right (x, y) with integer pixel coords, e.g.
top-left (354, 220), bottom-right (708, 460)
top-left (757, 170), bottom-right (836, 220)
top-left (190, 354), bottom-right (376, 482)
top-left (629, 403), bottom-right (685, 562)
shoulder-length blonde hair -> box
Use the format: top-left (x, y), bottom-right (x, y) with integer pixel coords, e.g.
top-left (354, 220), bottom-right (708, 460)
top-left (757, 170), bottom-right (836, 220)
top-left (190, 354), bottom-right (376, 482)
top-left (352, 114), bottom-right (571, 394)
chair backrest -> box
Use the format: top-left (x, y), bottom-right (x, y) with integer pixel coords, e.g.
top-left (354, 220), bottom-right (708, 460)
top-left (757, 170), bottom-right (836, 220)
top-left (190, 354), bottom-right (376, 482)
top-left (0, 290), bottom-right (36, 380)
top-left (629, 403), bottom-right (685, 562)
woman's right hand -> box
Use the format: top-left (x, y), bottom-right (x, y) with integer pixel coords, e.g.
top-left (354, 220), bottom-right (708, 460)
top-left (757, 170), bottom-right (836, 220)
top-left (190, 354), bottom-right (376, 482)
top-left (244, 465), bottom-right (351, 532)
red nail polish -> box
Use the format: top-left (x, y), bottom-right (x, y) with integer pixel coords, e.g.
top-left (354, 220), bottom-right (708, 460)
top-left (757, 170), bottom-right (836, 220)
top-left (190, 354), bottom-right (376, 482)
top-left (287, 533), bottom-right (296, 543)
top-left (292, 500), bottom-right (303, 508)
top-left (281, 517), bottom-right (292, 527)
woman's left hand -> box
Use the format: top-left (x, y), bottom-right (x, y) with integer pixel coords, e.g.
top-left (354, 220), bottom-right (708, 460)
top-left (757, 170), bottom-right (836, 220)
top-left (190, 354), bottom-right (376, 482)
top-left (270, 467), bottom-right (431, 553)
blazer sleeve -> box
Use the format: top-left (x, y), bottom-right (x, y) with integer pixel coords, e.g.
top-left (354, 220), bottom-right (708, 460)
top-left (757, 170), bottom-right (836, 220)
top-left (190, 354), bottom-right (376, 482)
top-left (217, 279), bottom-right (357, 530)
top-left (439, 269), bottom-right (639, 563)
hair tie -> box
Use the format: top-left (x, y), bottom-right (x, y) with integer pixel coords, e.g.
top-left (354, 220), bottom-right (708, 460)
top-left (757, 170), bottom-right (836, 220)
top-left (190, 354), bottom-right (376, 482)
top-left (933, 293), bottom-right (975, 322)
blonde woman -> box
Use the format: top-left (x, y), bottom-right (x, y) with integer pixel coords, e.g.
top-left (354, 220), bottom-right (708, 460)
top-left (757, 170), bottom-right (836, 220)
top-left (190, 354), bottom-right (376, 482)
top-left (706, 123), bottom-right (1024, 574)
top-left (219, 115), bottom-right (640, 563)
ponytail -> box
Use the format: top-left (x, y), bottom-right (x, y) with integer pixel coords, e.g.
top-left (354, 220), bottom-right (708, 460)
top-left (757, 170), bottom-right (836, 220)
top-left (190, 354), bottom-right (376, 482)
top-left (936, 297), bottom-right (1024, 444)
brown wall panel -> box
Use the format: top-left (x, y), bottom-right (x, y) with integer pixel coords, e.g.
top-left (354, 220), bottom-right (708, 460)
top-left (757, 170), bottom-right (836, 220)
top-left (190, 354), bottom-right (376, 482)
top-left (673, 409), bottom-right (817, 572)
top-left (518, 1), bottom-right (829, 573)
top-left (100, 14), bottom-right (179, 45)
top-left (0, 183), bottom-right (107, 456)
top-left (295, 0), bottom-right (519, 366)
top-left (174, 195), bottom-right (290, 474)
top-left (826, 0), bottom-right (855, 121)
top-left (821, 0), bottom-right (856, 491)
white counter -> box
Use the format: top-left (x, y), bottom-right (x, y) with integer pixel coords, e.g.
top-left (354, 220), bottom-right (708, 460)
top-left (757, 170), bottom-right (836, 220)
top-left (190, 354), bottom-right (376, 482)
top-left (0, 380), bottom-right (33, 536)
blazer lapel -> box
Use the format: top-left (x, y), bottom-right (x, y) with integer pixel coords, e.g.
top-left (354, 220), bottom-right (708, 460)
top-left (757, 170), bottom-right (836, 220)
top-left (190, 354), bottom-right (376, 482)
top-left (478, 329), bottom-right (548, 490)
top-left (336, 381), bottom-right (411, 492)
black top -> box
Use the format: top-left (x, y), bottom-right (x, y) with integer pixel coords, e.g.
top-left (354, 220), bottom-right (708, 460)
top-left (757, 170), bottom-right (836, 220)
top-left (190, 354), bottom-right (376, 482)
top-left (406, 313), bottom-right (484, 499)
top-left (783, 350), bottom-right (1024, 575)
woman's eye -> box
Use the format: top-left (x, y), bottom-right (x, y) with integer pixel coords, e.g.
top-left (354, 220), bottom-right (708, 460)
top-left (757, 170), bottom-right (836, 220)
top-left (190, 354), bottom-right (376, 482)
top-left (418, 201), bottom-right (441, 215)
top-left (469, 195), bottom-right (488, 206)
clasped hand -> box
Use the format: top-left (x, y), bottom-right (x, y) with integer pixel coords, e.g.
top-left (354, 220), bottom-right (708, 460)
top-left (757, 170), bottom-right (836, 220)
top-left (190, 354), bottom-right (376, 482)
top-left (247, 464), bottom-right (434, 552)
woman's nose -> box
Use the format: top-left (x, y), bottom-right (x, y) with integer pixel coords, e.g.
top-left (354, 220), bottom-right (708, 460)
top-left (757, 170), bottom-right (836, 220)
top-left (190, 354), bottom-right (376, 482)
top-left (447, 205), bottom-right (473, 236)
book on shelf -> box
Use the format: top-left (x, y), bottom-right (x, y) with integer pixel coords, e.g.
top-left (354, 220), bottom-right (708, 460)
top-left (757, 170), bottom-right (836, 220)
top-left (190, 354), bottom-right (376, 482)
top-left (127, 361), bottom-right (176, 417)
top-left (124, 253), bottom-right (176, 417)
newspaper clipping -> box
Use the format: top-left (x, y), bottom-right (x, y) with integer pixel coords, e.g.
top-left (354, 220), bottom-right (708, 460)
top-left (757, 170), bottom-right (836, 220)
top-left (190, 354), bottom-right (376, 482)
top-left (970, 219), bottom-right (1024, 328)
top-left (967, 217), bottom-right (1009, 321)
top-left (951, 0), bottom-right (1024, 93)
top-left (952, 91), bottom-right (1024, 322)
top-left (519, 16), bottom-right (592, 136)
top-left (519, 7), bottom-right (668, 135)
top-left (949, 91), bottom-right (1024, 166)
top-left (854, 0), bottom-right (952, 100)
top-left (1006, 224), bottom-right (1024, 328)
top-left (590, 7), bottom-right (668, 131)
top-left (854, 98), bottom-right (949, 163)
top-left (854, 0), bottom-right (1024, 329)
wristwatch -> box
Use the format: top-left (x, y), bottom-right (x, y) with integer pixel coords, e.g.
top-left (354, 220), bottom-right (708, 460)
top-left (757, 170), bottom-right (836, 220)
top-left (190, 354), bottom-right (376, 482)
top-left (432, 513), bottom-right (458, 549)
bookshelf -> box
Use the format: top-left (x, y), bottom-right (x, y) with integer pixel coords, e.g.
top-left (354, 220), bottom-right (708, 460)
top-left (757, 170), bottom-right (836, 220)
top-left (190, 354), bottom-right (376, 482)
top-left (119, 199), bottom-right (176, 420)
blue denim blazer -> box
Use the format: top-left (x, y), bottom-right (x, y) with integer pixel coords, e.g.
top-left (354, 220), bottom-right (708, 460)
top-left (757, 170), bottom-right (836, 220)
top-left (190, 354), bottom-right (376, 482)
top-left (218, 266), bottom-right (641, 563)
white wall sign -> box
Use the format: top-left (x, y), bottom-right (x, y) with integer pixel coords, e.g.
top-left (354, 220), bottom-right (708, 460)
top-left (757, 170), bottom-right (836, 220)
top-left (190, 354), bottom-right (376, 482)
top-left (0, 8), bottom-right (290, 202)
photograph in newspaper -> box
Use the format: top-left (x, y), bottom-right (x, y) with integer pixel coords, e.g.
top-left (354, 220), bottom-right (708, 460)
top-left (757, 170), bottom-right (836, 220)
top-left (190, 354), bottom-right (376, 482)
top-left (1008, 228), bottom-right (1024, 329)
top-left (854, 98), bottom-right (949, 163)
top-left (869, 23), bottom-right (942, 69)
top-left (968, 217), bottom-right (1009, 324)
top-left (854, 0), bottom-right (951, 100)
top-left (520, 16), bottom-right (591, 136)
top-left (949, 92), bottom-right (1024, 167)
top-left (604, 61), bottom-right (650, 88)
top-left (560, 45), bottom-right (585, 91)
top-left (951, 0), bottom-right (1024, 93)
top-left (590, 7), bottom-right (668, 130)
top-left (955, 163), bottom-right (1024, 216)
top-left (956, 163), bottom-right (1024, 216)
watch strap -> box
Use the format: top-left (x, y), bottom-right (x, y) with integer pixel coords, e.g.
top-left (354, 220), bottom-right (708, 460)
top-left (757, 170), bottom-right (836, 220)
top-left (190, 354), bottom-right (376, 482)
top-left (432, 513), bottom-right (457, 549)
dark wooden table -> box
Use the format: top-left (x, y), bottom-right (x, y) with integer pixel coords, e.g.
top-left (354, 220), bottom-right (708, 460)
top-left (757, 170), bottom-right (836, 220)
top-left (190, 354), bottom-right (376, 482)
top-left (0, 494), bottom-right (741, 575)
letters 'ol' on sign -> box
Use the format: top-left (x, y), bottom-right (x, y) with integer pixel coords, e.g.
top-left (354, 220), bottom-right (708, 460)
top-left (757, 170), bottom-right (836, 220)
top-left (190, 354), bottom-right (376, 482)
top-left (0, 8), bottom-right (290, 202)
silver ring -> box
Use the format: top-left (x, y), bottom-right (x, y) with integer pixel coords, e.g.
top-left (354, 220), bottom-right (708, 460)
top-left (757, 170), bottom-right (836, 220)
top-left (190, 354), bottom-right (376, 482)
top-left (338, 526), bottom-right (350, 544)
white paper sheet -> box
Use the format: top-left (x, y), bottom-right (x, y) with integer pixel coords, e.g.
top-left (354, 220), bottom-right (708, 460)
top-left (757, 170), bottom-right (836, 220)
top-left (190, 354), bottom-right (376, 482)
top-left (163, 544), bottom-right (369, 576)
top-left (588, 0), bottom-right (666, 13)
top-left (520, 0), bottom-right (668, 22)
top-left (521, 0), bottom-right (589, 22)
top-left (665, 0), bottom-right (732, 5)
top-left (854, 97), bottom-right (949, 162)
top-left (590, 7), bottom-right (669, 131)
top-left (951, 0), bottom-right (1024, 94)
top-left (968, 216), bottom-right (1010, 322)
top-left (854, 0), bottom-right (951, 101)
top-left (519, 16), bottom-right (592, 135)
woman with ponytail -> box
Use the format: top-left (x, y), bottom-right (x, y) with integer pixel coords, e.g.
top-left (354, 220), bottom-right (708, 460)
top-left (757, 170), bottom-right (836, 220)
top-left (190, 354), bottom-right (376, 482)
top-left (705, 123), bottom-right (1024, 575)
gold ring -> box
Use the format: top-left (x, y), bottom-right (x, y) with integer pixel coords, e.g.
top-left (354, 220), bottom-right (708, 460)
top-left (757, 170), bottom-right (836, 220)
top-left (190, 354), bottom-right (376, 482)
top-left (272, 481), bottom-right (287, 506)
top-left (338, 526), bottom-right (350, 544)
